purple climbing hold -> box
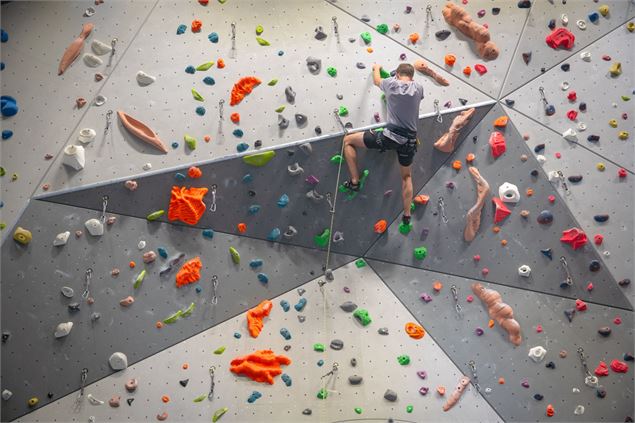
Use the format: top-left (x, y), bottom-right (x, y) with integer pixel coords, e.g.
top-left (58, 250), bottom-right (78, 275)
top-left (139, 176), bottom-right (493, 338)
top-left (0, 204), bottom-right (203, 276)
top-left (419, 386), bottom-right (429, 395)
top-left (475, 327), bottom-right (484, 336)
top-left (420, 293), bottom-right (432, 303)
top-left (305, 175), bottom-right (319, 185)
top-left (416, 370), bottom-right (427, 379)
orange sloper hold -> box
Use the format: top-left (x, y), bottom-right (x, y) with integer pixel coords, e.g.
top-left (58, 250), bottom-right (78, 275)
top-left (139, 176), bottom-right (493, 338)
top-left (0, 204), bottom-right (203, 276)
top-left (187, 166), bottom-right (202, 179)
top-left (176, 257), bottom-right (202, 287)
top-left (405, 322), bottom-right (425, 339)
top-left (493, 116), bottom-right (508, 128)
top-left (230, 76), bottom-right (261, 106)
top-left (167, 186), bottom-right (208, 225)
top-left (247, 300), bottom-right (273, 338)
top-left (230, 349), bottom-right (291, 384)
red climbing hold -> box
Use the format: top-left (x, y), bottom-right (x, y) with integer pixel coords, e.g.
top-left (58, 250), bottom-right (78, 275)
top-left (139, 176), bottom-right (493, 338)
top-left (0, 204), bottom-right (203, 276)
top-left (618, 168), bottom-right (627, 178)
top-left (594, 234), bottom-right (604, 245)
top-left (545, 28), bottom-right (575, 50)
top-left (548, 195), bottom-right (556, 203)
top-left (586, 282), bottom-right (594, 291)
top-left (489, 131), bottom-right (506, 158)
top-left (230, 112), bottom-right (240, 124)
top-left (560, 227), bottom-right (588, 250)
top-left (567, 91), bottom-right (577, 102)
top-left (566, 110), bottom-right (578, 121)
top-left (610, 359), bottom-right (629, 373)
top-left (474, 64), bottom-right (488, 75)
top-left (492, 197), bottom-right (511, 223)
top-left (575, 298), bottom-right (587, 312)
top-left (594, 361), bottom-right (609, 377)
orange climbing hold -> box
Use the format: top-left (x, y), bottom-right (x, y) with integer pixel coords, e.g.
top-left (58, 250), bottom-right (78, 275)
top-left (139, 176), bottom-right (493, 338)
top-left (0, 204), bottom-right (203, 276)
top-left (488, 319), bottom-right (495, 328)
top-left (409, 32), bottom-right (420, 44)
top-left (492, 226), bottom-right (501, 233)
top-left (546, 404), bottom-right (555, 417)
top-left (156, 321), bottom-right (163, 329)
top-left (237, 223), bottom-right (247, 233)
top-left (463, 66), bottom-right (472, 76)
top-left (230, 76), bottom-right (261, 106)
top-left (414, 194), bottom-right (430, 205)
top-left (187, 166), bottom-right (202, 179)
top-left (168, 186), bottom-right (208, 225)
top-left (204, 135), bottom-right (211, 142)
top-left (493, 116), bottom-right (508, 128)
top-left (498, 377), bottom-right (505, 384)
top-left (230, 112), bottom-right (240, 123)
top-left (374, 219), bottom-right (387, 234)
top-left (433, 281), bottom-right (443, 292)
top-left (501, 239), bottom-right (508, 246)
top-left (191, 19), bottom-right (202, 32)
top-left (182, 363), bottom-right (189, 370)
top-left (161, 395), bottom-right (170, 403)
top-left (176, 256), bottom-right (202, 287)
top-left (466, 153), bottom-right (476, 163)
top-left (247, 300), bottom-right (273, 338)
top-left (129, 261), bottom-right (136, 268)
top-left (437, 386), bottom-right (446, 396)
top-left (230, 349), bottom-right (291, 384)
top-left (217, 58), bottom-right (225, 68)
top-left (452, 160), bottom-right (462, 170)
top-left (367, 47), bottom-right (373, 53)
top-left (444, 54), bottom-right (456, 66)
top-left (405, 322), bottom-right (425, 339)
top-left (526, 188), bottom-right (534, 197)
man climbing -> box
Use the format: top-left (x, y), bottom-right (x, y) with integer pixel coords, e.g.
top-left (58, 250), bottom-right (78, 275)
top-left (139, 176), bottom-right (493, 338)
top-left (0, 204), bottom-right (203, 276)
top-left (342, 62), bottom-right (424, 227)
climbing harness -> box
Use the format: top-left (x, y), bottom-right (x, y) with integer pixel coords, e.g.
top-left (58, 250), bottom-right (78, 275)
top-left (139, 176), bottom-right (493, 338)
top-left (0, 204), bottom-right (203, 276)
top-left (208, 366), bottom-right (216, 400)
top-left (100, 195), bottom-right (109, 223)
top-left (467, 360), bottom-right (480, 392)
top-left (209, 184), bottom-right (217, 212)
top-left (433, 99), bottom-right (443, 123)
top-left (450, 285), bottom-right (462, 317)
top-left (437, 196), bottom-right (449, 223)
top-left (559, 256), bottom-right (573, 287)
top-left (82, 268), bottom-right (93, 300)
top-left (107, 38), bottom-right (117, 67)
top-left (104, 110), bottom-right (113, 134)
top-left (210, 275), bottom-right (219, 305)
top-left (539, 86), bottom-right (555, 116)
top-left (577, 347), bottom-right (599, 387)
top-left (332, 16), bottom-right (340, 44)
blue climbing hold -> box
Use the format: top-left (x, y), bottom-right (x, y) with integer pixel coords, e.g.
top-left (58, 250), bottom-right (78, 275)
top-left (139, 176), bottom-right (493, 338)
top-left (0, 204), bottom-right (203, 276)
top-left (208, 32), bottom-right (219, 43)
top-left (249, 259), bottom-right (263, 268)
top-left (185, 65), bottom-right (196, 74)
top-left (540, 248), bottom-right (553, 260)
top-left (203, 76), bottom-right (215, 85)
top-left (2, 130), bottom-right (13, 140)
top-left (195, 286), bottom-right (202, 293)
top-left (257, 273), bottom-right (269, 284)
top-left (317, 359), bottom-right (324, 367)
top-left (1, 96), bottom-right (18, 117)
top-left (196, 106), bottom-right (206, 116)
top-left (242, 174), bottom-right (253, 183)
top-left (248, 204), bottom-right (261, 214)
top-left (278, 50), bottom-right (284, 56)
top-left (202, 229), bottom-right (215, 239)
top-left (247, 391), bottom-right (262, 403)
top-left (0, 62), bottom-right (5, 71)
top-left (280, 300), bottom-right (290, 312)
top-left (545, 105), bottom-right (556, 116)
top-left (267, 227), bottom-right (281, 241)
top-left (294, 297), bottom-right (307, 312)
top-left (234, 332), bottom-right (242, 339)
top-left (593, 214), bottom-right (609, 223)
top-left (588, 12), bottom-right (599, 23)
top-left (281, 374), bottom-right (292, 387)
top-left (158, 247), bottom-right (168, 258)
top-left (233, 129), bottom-right (244, 138)
top-left (176, 24), bottom-right (187, 35)
top-left (237, 142), bottom-right (249, 152)
top-left (280, 328), bottom-right (291, 340)
top-left (537, 210), bottom-right (554, 224)
top-left (277, 194), bottom-right (289, 208)
top-left (171, 142), bottom-right (179, 149)
top-left (175, 172), bottom-right (186, 180)
top-left (1, 29), bottom-right (8, 43)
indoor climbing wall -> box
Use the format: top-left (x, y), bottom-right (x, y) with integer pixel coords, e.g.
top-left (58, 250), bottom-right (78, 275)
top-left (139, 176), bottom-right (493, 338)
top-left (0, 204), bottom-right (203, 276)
top-left (1, 0), bottom-right (633, 422)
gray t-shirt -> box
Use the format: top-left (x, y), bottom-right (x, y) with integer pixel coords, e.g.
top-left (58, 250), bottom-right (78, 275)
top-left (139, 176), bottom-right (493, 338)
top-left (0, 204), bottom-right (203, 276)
top-left (379, 77), bottom-right (424, 144)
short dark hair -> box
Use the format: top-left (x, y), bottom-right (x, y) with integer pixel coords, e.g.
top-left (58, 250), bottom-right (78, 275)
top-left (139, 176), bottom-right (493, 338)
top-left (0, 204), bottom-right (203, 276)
top-left (396, 63), bottom-right (414, 78)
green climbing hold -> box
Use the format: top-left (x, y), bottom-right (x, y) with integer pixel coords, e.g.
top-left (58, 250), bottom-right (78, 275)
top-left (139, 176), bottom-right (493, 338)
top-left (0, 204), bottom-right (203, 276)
top-left (414, 246), bottom-right (427, 260)
top-left (0, 223), bottom-right (5, 230)
top-left (229, 246), bottom-right (240, 264)
top-left (193, 394), bottom-right (207, 403)
top-left (217, 0), bottom-right (227, 3)
top-left (213, 407), bottom-right (229, 422)
top-left (317, 388), bottom-right (328, 399)
top-left (406, 405), bottom-right (413, 413)
top-left (181, 302), bottom-right (196, 317)
top-left (338, 106), bottom-right (348, 116)
top-left (255, 37), bottom-right (270, 46)
top-left (360, 31), bottom-right (372, 44)
top-left (196, 61), bottom-right (214, 71)
top-left (376, 23), bottom-right (389, 34)
top-left (0, 167), bottom-right (5, 177)
top-left (214, 346), bottom-right (226, 355)
top-left (397, 354), bottom-right (410, 365)
top-left (275, 105), bottom-right (286, 113)
top-left (314, 229), bottom-right (330, 248)
top-left (354, 407), bottom-right (363, 414)
top-left (133, 270), bottom-right (146, 289)
top-left (379, 67), bottom-right (390, 79)
top-left (327, 67), bottom-right (337, 77)
top-left (622, 95), bottom-right (631, 101)
top-left (339, 169), bottom-right (369, 200)
top-left (255, 25), bottom-right (264, 35)
top-left (330, 154), bottom-right (343, 164)
top-left (353, 308), bottom-right (372, 326)
top-left (146, 210), bottom-right (165, 221)
top-left (268, 79), bottom-right (278, 86)
top-left (410, 202), bottom-right (416, 212)
top-left (163, 310), bottom-right (183, 324)
top-left (191, 88), bottom-right (204, 101)
top-left (355, 258), bottom-right (367, 268)
top-left (399, 221), bottom-right (413, 235)
top-left (313, 343), bottom-right (325, 352)
top-left (243, 151), bottom-right (276, 167)
top-left (184, 134), bottom-right (197, 150)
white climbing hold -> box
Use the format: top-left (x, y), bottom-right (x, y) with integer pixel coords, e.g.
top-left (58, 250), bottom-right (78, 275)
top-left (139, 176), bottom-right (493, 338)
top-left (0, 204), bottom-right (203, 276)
top-left (287, 162), bottom-right (304, 176)
top-left (87, 394), bottom-right (104, 405)
top-left (576, 20), bottom-right (587, 30)
top-left (54, 322), bottom-right (74, 338)
top-left (560, 14), bottom-right (569, 25)
top-left (137, 240), bottom-right (146, 250)
top-left (61, 286), bottom-right (74, 298)
top-left (574, 405), bottom-right (585, 415)
top-left (577, 122), bottom-right (587, 131)
top-left (299, 143), bottom-right (313, 155)
top-left (528, 346), bottom-right (547, 362)
top-left (536, 154), bottom-right (547, 164)
top-left (85, 218), bottom-right (104, 236)
top-left (518, 265), bottom-right (531, 277)
top-left (143, 163), bottom-right (152, 170)
top-left (84, 7), bottom-right (96, 17)
top-left (562, 128), bottom-right (578, 142)
top-left (91, 39), bottom-right (112, 56)
top-left (78, 128), bottom-right (97, 144)
top-left (136, 70), bottom-right (156, 86)
top-left (560, 81), bottom-right (570, 90)
top-left (53, 231), bottom-right (71, 246)
top-left (109, 352), bottom-right (128, 370)
top-left (2, 389), bottom-right (13, 401)
top-left (94, 95), bottom-right (107, 106)
top-left (62, 145), bottom-right (86, 170)
top-left (580, 51), bottom-right (592, 62)
top-left (547, 171), bottom-right (560, 182)
top-left (283, 226), bottom-right (298, 238)
top-left (498, 182), bottom-right (520, 203)
top-left (83, 53), bottom-right (103, 67)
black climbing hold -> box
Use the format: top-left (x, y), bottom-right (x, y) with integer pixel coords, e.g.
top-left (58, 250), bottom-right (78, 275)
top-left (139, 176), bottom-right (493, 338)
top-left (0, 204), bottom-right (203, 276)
top-left (344, 122), bottom-right (353, 129)
top-left (459, 98), bottom-right (468, 105)
top-left (330, 339), bottom-right (344, 350)
top-left (295, 113), bottom-right (308, 126)
top-left (1, 332), bottom-right (10, 343)
top-left (340, 301), bottom-right (358, 312)
top-left (530, 169), bottom-right (539, 177)
top-left (47, 392), bottom-right (54, 399)
top-left (534, 393), bottom-right (544, 401)
top-left (587, 134), bottom-right (600, 142)
top-left (618, 278), bottom-right (631, 287)
top-left (548, 19), bottom-right (556, 30)
top-left (492, 7), bottom-right (501, 15)
top-left (505, 99), bottom-right (515, 106)
top-left (596, 387), bottom-right (607, 398)
top-left (567, 175), bottom-right (583, 183)
top-left (297, 288), bottom-right (306, 296)
top-left (284, 344), bottom-right (291, 351)
top-left (517, 0), bottom-right (531, 8)
top-left (356, 62), bottom-right (366, 69)
top-left (314, 27), bottom-right (327, 41)
top-left (286, 149), bottom-right (295, 156)
top-left (545, 104), bottom-right (556, 115)
top-left (361, 15), bottom-right (371, 22)
top-left (537, 210), bottom-right (554, 224)
top-left (435, 30), bottom-right (451, 41)
top-left (624, 352), bottom-right (634, 361)
top-left (314, 126), bottom-right (322, 135)
top-left (560, 280), bottom-right (571, 289)
top-left (302, 409), bottom-right (312, 415)
top-left (127, 398), bottom-right (134, 406)
top-left (350, 358), bottom-right (357, 367)
top-left (472, 136), bottom-right (478, 143)
top-left (248, 190), bottom-right (256, 197)
top-left (68, 302), bottom-right (80, 312)
top-left (278, 115), bottom-right (290, 129)
top-left (378, 327), bottom-right (389, 335)
top-left (522, 51), bottom-right (532, 64)
top-left (579, 102), bottom-right (587, 112)
top-left (589, 260), bottom-right (601, 272)
top-left (540, 67), bottom-right (546, 73)
top-left (561, 63), bottom-right (570, 72)
top-left (598, 327), bottom-right (612, 337)
top-left (564, 308), bottom-right (575, 322)
top-left (179, 379), bottom-right (189, 387)
top-left (254, 140), bottom-right (262, 148)
top-left (534, 143), bottom-right (545, 153)
top-left (540, 248), bottom-right (553, 260)
top-left (593, 214), bottom-right (609, 222)
top-left (348, 375), bottom-right (363, 385)
top-left (545, 361), bottom-right (555, 369)
top-left (383, 389), bottom-right (398, 401)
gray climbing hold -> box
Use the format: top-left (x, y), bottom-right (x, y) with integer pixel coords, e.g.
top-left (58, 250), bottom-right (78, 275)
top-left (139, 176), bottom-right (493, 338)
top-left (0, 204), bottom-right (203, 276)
top-left (306, 189), bottom-right (324, 202)
top-left (2, 389), bottom-right (13, 401)
top-left (297, 288), bottom-right (306, 296)
top-left (325, 268), bottom-right (334, 281)
top-left (378, 327), bottom-right (389, 335)
top-left (356, 62), bottom-right (366, 69)
top-left (302, 408), bottom-right (312, 415)
top-left (109, 352), bottom-right (128, 370)
top-left (336, 94), bottom-right (343, 100)
top-left (384, 389), bottom-right (398, 401)
top-left (350, 358), bottom-right (357, 367)
top-left (278, 114), bottom-right (289, 129)
top-left (61, 286), bottom-right (75, 298)
top-left (330, 339), bottom-right (344, 350)
top-left (522, 51), bottom-right (532, 65)
top-left (348, 375), bottom-right (363, 385)
top-left (435, 30), bottom-right (451, 41)
top-left (179, 379), bottom-right (189, 387)
top-left (306, 56), bottom-right (322, 74)
top-left (285, 86), bottom-right (296, 103)
top-left (314, 27), bottom-right (327, 40)
top-left (295, 113), bottom-right (307, 126)
top-left (298, 315), bottom-right (306, 323)
top-left (340, 301), bottom-right (358, 312)
top-left (361, 15), bottom-right (370, 22)
top-left (90, 312), bottom-right (101, 321)
top-left (299, 143), bottom-right (312, 155)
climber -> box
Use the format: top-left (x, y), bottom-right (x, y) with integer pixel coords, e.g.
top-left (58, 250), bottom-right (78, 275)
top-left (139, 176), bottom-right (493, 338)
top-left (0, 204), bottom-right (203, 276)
top-left (342, 63), bottom-right (424, 226)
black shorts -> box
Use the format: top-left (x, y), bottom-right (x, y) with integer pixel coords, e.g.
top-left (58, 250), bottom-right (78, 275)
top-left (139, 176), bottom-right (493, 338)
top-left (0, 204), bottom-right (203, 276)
top-left (363, 129), bottom-right (416, 167)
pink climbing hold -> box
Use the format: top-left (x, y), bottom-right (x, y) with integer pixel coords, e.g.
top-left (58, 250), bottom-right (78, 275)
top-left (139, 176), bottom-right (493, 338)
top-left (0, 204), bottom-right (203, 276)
top-left (536, 324), bottom-right (543, 333)
top-left (586, 282), bottom-right (594, 291)
top-left (481, 267), bottom-right (489, 276)
top-left (545, 28), bottom-right (575, 50)
top-left (474, 64), bottom-right (487, 75)
top-left (575, 298), bottom-right (587, 312)
top-left (610, 359), bottom-right (629, 373)
top-left (594, 234), bottom-right (604, 245)
top-left (614, 316), bottom-right (622, 325)
top-left (492, 197), bottom-right (511, 223)
top-left (560, 227), bottom-right (588, 250)
top-left (489, 131), bottom-right (506, 158)
top-left (548, 195), bottom-right (556, 203)
top-left (473, 255), bottom-right (481, 262)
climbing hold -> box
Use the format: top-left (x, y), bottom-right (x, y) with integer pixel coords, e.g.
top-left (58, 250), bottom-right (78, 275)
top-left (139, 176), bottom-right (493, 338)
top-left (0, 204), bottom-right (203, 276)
top-left (492, 197), bottom-right (511, 223)
top-left (598, 326), bottom-right (611, 337)
top-left (330, 339), bottom-right (344, 350)
top-left (518, 265), bottom-right (531, 277)
top-left (405, 322), bottom-right (425, 339)
top-left (1, 96), bottom-right (18, 117)
top-left (340, 301), bottom-right (358, 312)
top-left (278, 114), bottom-right (289, 129)
top-left (409, 32), bottom-right (420, 44)
top-left (499, 182), bottom-right (520, 203)
top-left (109, 352), bottom-right (128, 370)
top-left (255, 36), bottom-right (270, 46)
top-left (306, 57), bottom-right (321, 74)
top-left (528, 346), bottom-right (547, 362)
top-left (314, 228), bottom-right (330, 248)
top-left (2, 129), bottom-right (13, 140)
top-left (295, 113), bottom-right (307, 126)
top-left (399, 221), bottom-right (413, 235)
top-left (294, 297), bottom-right (307, 312)
top-left (537, 210), bottom-right (554, 224)
top-left (13, 226), bottom-right (32, 245)
top-left (413, 246), bottom-right (427, 260)
top-left (475, 64), bottom-right (487, 75)
top-left (54, 322), bottom-right (73, 338)
top-left (436, 30), bottom-right (451, 41)
top-left (326, 66), bottom-right (337, 77)
top-left (609, 62), bottom-right (622, 77)
top-left (611, 359), bottom-right (629, 373)
top-left (353, 308), bottom-right (372, 326)
top-left (445, 54), bottom-right (456, 66)
top-left (489, 132), bottom-right (506, 158)
top-left (176, 257), bottom-right (202, 287)
top-left (360, 32), bottom-right (372, 44)
top-left (384, 389), bottom-right (398, 402)
top-left (545, 28), bottom-right (575, 50)
top-left (560, 227), bottom-right (588, 250)
top-left (463, 66), bottom-right (472, 76)
top-left (230, 76), bottom-right (261, 106)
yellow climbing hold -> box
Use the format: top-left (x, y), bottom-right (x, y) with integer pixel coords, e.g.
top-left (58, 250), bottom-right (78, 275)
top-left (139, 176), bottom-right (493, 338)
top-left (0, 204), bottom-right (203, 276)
top-left (13, 226), bottom-right (32, 245)
top-left (618, 131), bottom-right (629, 140)
top-left (196, 61), bottom-right (214, 71)
top-left (256, 37), bottom-right (270, 46)
top-left (627, 22), bottom-right (635, 32)
top-left (609, 62), bottom-right (622, 77)
top-left (598, 5), bottom-right (609, 17)
top-left (191, 88), bottom-right (204, 102)
top-left (256, 25), bottom-right (264, 35)
top-left (243, 151), bottom-right (276, 167)
top-left (609, 119), bottom-right (618, 128)
top-left (596, 162), bottom-right (606, 171)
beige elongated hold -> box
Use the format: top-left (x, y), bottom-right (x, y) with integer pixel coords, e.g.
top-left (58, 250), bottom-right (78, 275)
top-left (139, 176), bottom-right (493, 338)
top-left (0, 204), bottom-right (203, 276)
top-left (472, 282), bottom-right (522, 346)
top-left (464, 167), bottom-right (490, 242)
top-left (117, 111), bottom-right (168, 153)
top-left (443, 376), bottom-right (470, 411)
top-left (442, 2), bottom-right (499, 60)
top-left (58, 23), bottom-right (94, 75)
top-left (413, 59), bottom-right (449, 86)
top-left (434, 108), bottom-right (476, 153)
